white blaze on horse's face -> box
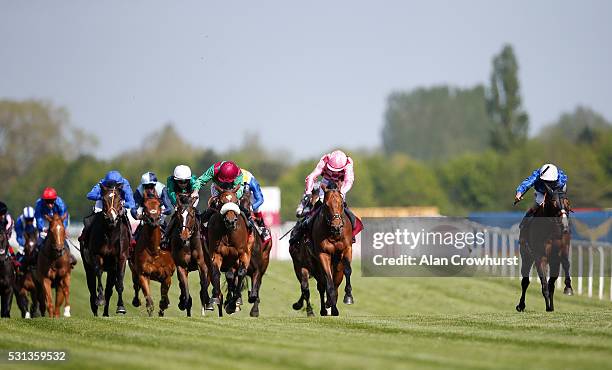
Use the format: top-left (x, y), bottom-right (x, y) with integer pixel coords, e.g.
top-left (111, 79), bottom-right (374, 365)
top-left (225, 194), bottom-right (233, 202)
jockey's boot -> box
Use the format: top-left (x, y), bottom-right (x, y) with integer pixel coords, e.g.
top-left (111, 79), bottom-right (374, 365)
top-left (253, 211), bottom-right (271, 244)
top-left (344, 205), bottom-right (357, 229)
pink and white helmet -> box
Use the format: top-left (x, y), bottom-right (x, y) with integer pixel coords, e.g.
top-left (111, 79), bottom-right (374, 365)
top-left (326, 150), bottom-right (349, 172)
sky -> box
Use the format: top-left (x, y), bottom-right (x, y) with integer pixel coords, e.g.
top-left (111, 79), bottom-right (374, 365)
top-left (1, 1), bottom-right (611, 159)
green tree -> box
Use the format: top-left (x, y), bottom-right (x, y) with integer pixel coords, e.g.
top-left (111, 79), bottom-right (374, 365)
top-left (538, 106), bottom-right (611, 144)
top-left (486, 44), bottom-right (529, 151)
top-left (382, 86), bottom-right (492, 161)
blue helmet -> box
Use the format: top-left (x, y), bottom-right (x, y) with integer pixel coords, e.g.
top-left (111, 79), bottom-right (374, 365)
top-left (102, 170), bottom-right (124, 187)
top-left (140, 172), bottom-right (158, 185)
top-left (22, 206), bottom-right (35, 219)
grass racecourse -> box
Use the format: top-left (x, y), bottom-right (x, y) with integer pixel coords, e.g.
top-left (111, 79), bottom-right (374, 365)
top-left (0, 260), bottom-right (611, 370)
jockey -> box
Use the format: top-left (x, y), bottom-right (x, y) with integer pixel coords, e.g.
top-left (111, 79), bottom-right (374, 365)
top-left (34, 187), bottom-right (76, 265)
top-left (79, 171), bottom-right (135, 246)
top-left (241, 169), bottom-right (271, 243)
top-left (197, 161), bottom-right (249, 226)
top-left (0, 201), bottom-right (14, 239)
top-left (14, 207), bottom-right (37, 262)
top-left (290, 150), bottom-right (359, 245)
top-left (161, 165), bottom-right (201, 248)
top-left (131, 171), bottom-right (173, 220)
top-left (34, 187), bottom-right (69, 233)
top-left (515, 163), bottom-right (568, 232)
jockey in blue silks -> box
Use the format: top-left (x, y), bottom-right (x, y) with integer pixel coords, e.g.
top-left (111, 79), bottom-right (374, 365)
top-left (131, 171), bottom-right (173, 220)
top-left (15, 207), bottom-right (37, 260)
top-left (241, 169), bottom-right (271, 243)
top-left (79, 170), bottom-right (135, 245)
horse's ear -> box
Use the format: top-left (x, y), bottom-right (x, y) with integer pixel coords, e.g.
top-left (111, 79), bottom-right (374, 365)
top-left (45, 214), bottom-right (53, 222)
top-left (320, 183), bottom-right (328, 192)
top-left (101, 184), bottom-right (108, 193)
top-left (232, 184), bottom-right (241, 193)
top-left (214, 184), bottom-right (222, 194)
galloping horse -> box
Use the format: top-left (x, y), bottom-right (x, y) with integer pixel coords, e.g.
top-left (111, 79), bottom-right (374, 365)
top-left (289, 230), bottom-right (324, 317)
top-left (36, 213), bottom-right (73, 318)
top-left (240, 187), bottom-right (271, 317)
top-left (170, 195), bottom-right (212, 317)
top-left (208, 184), bottom-right (254, 316)
top-left (0, 227), bottom-right (15, 318)
top-left (16, 227), bottom-right (40, 318)
top-left (82, 184), bottom-right (130, 316)
top-left (311, 182), bottom-right (353, 316)
top-left (516, 185), bottom-right (571, 312)
top-left (129, 190), bottom-right (176, 317)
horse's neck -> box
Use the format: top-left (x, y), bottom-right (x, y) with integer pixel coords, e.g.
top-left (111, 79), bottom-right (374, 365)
top-left (142, 223), bottom-right (161, 246)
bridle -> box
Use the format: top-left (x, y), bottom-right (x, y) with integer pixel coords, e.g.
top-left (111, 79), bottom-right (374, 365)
top-left (323, 188), bottom-right (345, 236)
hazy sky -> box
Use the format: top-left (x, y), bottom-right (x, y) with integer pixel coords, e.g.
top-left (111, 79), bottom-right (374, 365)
top-left (2, 1), bottom-right (611, 159)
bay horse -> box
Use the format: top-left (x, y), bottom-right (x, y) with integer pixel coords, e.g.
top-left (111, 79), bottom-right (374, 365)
top-left (82, 184), bottom-right (130, 316)
top-left (208, 184), bottom-right (254, 316)
top-left (36, 213), bottom-right (73, 318)
top-left (516, 184), bottom-right (571, 312)
top-left (0, 227), bottom-right (15, 318)
top-left (129, 189), bottom-right (175, 317)
top-left (170, 194), bottom-right (213, 317)
top-left (16, 227), bottom-right (40, 318)
top-left (311, 182), bottom-right (353, 316)
top-left (239, 187), bottom-right (271, 317)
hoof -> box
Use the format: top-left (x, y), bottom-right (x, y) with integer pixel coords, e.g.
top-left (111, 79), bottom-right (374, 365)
top-left (564, 287), bottom-right (574, 296)
top-left (516, 304), bottom-right (525, 312)
top-left (25, 311), bottom-right (31, 319)
top-left (210, 297), bottom-right (220, 305)
top-left (116, 306), bottom-right (127, 315)
top-left (205, 302), bottom-right (215, 311)
top-left (343, 295), bottom-right (354, 305)
top-left (249, 309), bottom-right (259, 317)
top-left (331, 306), bottom-right (339, 316)
top-left (132, 297), bottom-right (141, 307)
top-left (158, 310), bottom-right (165, 317)
top-left (292, 301), bottom-right (304, 311)
top-left (63, 306), bottom-right (71, 318)
top-left (546, 307), bottom-right (554, 312)
top-left (307, 309), bottom-right (315, 317)
top-left (236, 296), bottom-right (243, 306)
top-left (248, 294), bottom-right (257, 304)
top-left (320, 309), bottom-right (328, 317)
top-left (201, 307), bottom-right (206, 316)
top-left (178, 298), bottom-right (186, 311)
top-left (147, 305), bottom-right (154, 317)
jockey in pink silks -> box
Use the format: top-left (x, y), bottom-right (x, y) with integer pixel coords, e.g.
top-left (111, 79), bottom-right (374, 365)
top-left (289, 150), bottom-right (362, 246)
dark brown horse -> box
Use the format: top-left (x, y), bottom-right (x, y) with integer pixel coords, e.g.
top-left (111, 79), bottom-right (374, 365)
top-left (36, 213), bottom-right (72, 318)
top-left (0, 227), bottom-right (15, 318)
top-left (16, 227), bottom-right (40, 318)
top-left (516, 185), bottom-right (571, 312)
top-left (311, 182), bottom-right (353, 316)
top-left (239, 187), bottom-right (271, 317)
top-left (208, 184), bottom-right (254, 316)
top-left (82, 185), bottom-right (130, 316)
top-left (170, 194), bottom-right (213, 317)
top-left (129, 190), bottom-right (176, 317)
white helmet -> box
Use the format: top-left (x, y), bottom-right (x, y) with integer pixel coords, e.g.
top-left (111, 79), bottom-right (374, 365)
top-left (173, 165), bottom-right (192, 180)
top-left (140, 171), bottom-right (158, 185)
top-left (539, 164), bottom-right (559, 181)
top-left (23, 206), bottom-right (35, 219)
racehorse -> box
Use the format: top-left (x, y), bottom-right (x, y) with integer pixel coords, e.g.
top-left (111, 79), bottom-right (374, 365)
top-left (240, 187), bottom-right (271, 317)
top-left (207, 184), bottom-right (254, 316)
top-left (310, 182), bottom-right (353, 316)
top-left (16, 227), bottom-right (40, 318)
top-left (82, 184), bottom-right (130, 316)
top-left (170, 194), bottom-right (213, 317)
top-left (36, 213), bottom-right (73, 318)
top-left (0, 227), bottom-right (15, 318)
top-left (516, 184), bottom-right (571, 312)
top-left (129, 190), bottom-right (175, 317)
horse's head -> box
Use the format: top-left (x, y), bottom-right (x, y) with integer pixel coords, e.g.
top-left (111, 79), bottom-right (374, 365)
top-left (322, 182), bottom-right (345, 236)
top-left (45, 213), bottom-right (67, 256)
top-left (24, 227), bottom-right (39, 255)
top-left (142, 189), bottom-right (162, 227)
top-left (177, 195), bottom-right (198, 244)
top-left (216, 184), bottom-right (241, 231)
top-left (102, 184), bottom-right (124, 226)
top-left (239, 184), bottom-right (252, 211)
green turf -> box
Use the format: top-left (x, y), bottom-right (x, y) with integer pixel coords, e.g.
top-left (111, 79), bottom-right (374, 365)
top-left (0, 260), bottom-right (611, 370)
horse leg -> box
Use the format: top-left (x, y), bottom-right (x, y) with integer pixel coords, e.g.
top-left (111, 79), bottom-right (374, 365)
top-left (292, 267), bottom-right (307, 311)
top-left (317, 279), bottom-right (327, 316)
top-left (236, 252), bottom-right (252, 312)
top-left (176, 266), bottom-right (191, 317)
top-left (330, 259), bottom-right (344, 316)
top-left (17, 287), bottom-right (28, 318)
top-left (249, 271), bottom-right (260, 304)
top-left (84, 264), bottom-right (98, 316)
top-left (54, 283), bottom-right (65, 319)
top-left (318, 252), bottom-right (335, 310)
top-left (298, 269), bottom-right (314, 317)
top-left (62, 273), bottom-right (71, 317)
top-left (139, 274), bottom-right (154, 317)
top-left (548, 249), bottom-right (561, 312)
top-left (516, 242), bottom-right (532, 312)
top-left (343, 255), bottom-right (354, 305)
top-left (131, 266), bottom-right (142, 307)
top-left (115, 254), bottom-right (127, 314)
top-left (43, 278), bottom-right (54, 318)
top-left (224, 269), bottom-right (237, 314)
top-left (0, 288), bottom-right (9, 318)
top-left (103, 270), bottom-right (116, 317)
top-left (560, 237), bottom-right (573, 295)
top-left (534, 256), bottom-right (551, 311)
top-left (211, 253), bottom-right (223, 317)
top-left (95, 258), bottom-right (105, 307)
top-left (159, 275), bottom-right (171, 317)
top-left (197, 259), bottom-right (213, 315)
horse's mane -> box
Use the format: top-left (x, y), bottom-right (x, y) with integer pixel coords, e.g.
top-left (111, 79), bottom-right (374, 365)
top-left (326, 182), bottom-right (339, 190)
